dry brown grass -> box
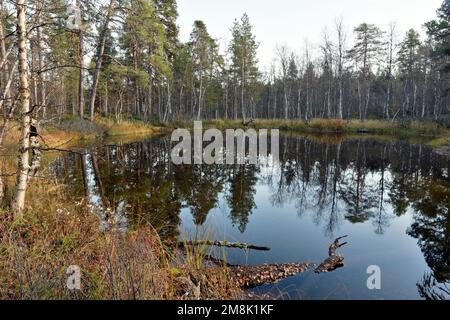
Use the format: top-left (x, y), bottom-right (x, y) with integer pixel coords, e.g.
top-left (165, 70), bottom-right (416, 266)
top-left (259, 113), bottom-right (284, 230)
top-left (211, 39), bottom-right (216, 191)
top-left (201, 118), bottom-right (448, 142)
top-left (0, 141), bottom-right (171, 299)
top-left (309, 119), bottom-right (347, 132)
top-left (2, 120), bottom-right (86, 150)
top-left (95, 117), bottom-right (171, 137)
top-left (0, 176), bottom-right (172, 299)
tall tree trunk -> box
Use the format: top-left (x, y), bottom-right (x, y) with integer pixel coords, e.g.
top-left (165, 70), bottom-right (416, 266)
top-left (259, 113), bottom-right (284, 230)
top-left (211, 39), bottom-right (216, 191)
top-left (364, 84), bottom-right (370, 121)
top-left (284, 84), bottom-right (288, 120)
top-left (338, 78), bottom-right (343, 119)
top-left (148, 80), bottom-right (152, 121)
top-left (104, 81), bottom-right (108, 116)
top-left (0, 75), bottom-right (16, 206)
top-left (31, 0), bottom-right (45, 118)
top-left (197, 72), bottom-right (203, 120)
top-left (433, 86), bottom-right (439, 121)
top-left (0, 61), bottom-right (18, 147)
top-left (11, 0), bottom-right (31, 216)
top-left (224, 83), bottom-right (228, 120)
top-left (297, 85), bottom-right (302, 120)
top-left (88, 0), bottom-right (115, 122)
top-left (241, 59), bottom-right (246, 121)
top-left (413, 83), bottom-right (417, 118)
top-left (77, 0), bottom-right (84, 119)
top-left (327, 78), bottom-right (332, 119)
top-left (0, 0), bottom-right (12, 119)
top-left (234, 83), bottom-right (238, 120)
top-left (166, 80), bottom-right (172, 121)
top-left (357, 80), bottom-right (363, 121)
top-left (305, 78), bottom-right (310, 121)
top-left (385, 79), bottom-right (392, 119)
top-left (421, 74), bottom-right (427, 118)
top-left (36, 0), bottom-right (46, 119)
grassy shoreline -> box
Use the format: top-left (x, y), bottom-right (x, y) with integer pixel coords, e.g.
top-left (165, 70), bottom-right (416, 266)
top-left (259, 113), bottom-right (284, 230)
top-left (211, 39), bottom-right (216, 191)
top-left (2, 117), bottom-right (172, 150)
top-left (197, 119), bottom-right (450, 149)
top-left (4, 117), bottom-right (448, 150)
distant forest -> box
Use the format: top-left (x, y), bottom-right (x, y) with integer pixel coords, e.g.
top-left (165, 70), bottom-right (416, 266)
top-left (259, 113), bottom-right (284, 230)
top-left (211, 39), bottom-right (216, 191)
top-left (1, 0), bottom-right (450, 124)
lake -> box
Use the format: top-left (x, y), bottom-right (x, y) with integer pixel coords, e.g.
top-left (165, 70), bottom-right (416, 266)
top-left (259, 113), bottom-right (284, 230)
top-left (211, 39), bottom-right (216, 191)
top-left (52, 134), bottom-right (450, 300)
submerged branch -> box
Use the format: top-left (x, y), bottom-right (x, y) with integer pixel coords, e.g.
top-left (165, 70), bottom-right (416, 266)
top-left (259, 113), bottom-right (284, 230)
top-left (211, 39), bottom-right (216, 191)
top-left (314, 235), bottom-right (348, 273)
top-left (180, 240), bottom-right (270, 251)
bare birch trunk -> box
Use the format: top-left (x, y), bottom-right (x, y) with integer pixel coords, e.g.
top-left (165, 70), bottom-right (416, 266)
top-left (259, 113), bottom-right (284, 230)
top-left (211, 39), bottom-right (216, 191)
top-left (421, 74), bottom-right (427, 118)
top-left (0, 0), bottom-right (12, 119)
top-left (0, 61), bottom-right (18, 147)
top-left (11, 0), bottom-right (31, 216)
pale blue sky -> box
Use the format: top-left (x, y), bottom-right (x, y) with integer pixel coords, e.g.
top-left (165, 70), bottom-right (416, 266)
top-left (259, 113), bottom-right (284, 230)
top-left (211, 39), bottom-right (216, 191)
top-left (177, 0), bottom-right (443, 68)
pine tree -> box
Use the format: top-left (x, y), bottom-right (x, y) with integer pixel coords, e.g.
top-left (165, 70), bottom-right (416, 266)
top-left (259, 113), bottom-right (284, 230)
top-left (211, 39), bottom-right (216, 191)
top-left (121, 0), bottom-right (171, 121)
top-left (88, 0), bottom-right (116, 122)
top-left (348, 23), bottom-right (384, 77)
top-left (229, 14), bottom-right (259, 121)
top-left (189, 21), bottom-right (222, 119)
top-left (425, 1), bottom-right (450, 120)
top-left (425, 0), bottom-right (450, 72)
top-left (398, 29), bottom-right (422, 74)
top-left (348, 23), bottom-right (384, 121)
top-left (398, 29), bottom-right (422, 117)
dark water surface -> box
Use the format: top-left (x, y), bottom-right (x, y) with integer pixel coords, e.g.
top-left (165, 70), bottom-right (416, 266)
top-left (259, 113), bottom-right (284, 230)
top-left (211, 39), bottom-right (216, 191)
top-left (52, 134), bottom-right (450, 300)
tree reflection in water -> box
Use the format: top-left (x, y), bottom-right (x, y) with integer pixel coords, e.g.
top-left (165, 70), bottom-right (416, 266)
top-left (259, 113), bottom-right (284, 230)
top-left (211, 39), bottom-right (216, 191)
top-left (52, 134), bottom-right (450, 299)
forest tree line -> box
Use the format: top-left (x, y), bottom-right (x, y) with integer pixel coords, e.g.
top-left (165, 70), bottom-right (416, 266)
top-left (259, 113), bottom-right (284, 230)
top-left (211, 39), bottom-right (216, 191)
top-left (0, 1), bottom-right (450, 215)
top-left (1, 0), bottom-right (450, 130)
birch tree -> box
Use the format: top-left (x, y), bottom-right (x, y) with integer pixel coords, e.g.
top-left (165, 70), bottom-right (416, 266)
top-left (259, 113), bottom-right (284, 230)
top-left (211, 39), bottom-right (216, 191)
top-left (11, 0), bottom-right (31, 216)
top-left (335, 18), bottom-right (346, 119)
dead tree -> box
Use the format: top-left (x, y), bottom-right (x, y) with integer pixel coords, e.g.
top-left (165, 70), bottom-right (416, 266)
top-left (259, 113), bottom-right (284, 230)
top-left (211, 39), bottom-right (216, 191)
top-left (315, 235), bottom-right (348, 273)
top-left (242, 118), bottom-right (254, 127)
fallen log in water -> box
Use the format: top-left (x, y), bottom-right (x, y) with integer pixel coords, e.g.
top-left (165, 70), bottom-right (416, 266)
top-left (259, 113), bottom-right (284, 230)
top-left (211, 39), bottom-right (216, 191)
top-left (314, 235), bottom-right (348, 273)
top-left (227, 263), bottom-right (311, 289)
top-left (174, 237), bottom-right (351, 298)
top-left (180, 240), bottom-right (270, 251)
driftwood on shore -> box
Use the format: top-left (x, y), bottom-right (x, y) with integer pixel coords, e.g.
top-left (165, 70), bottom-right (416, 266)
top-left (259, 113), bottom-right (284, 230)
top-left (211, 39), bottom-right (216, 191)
top-left (314, 235), bottom-right (348, 273)
top-left (180, 240), bottom-right (270, 251)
